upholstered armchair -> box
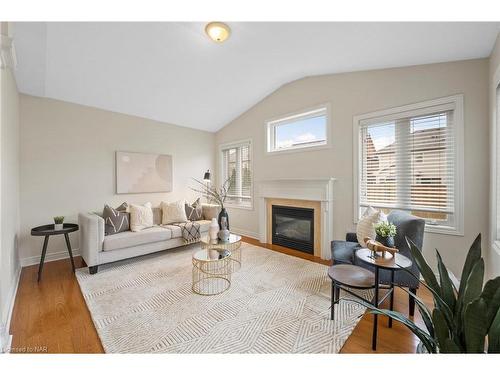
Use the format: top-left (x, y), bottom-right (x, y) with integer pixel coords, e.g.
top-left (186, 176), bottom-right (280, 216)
top-left (331, 210), bottom-right (425, 316)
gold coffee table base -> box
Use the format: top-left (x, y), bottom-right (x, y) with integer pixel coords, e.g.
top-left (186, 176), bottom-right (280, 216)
top-left (192, 249), bottom-right (231, 296)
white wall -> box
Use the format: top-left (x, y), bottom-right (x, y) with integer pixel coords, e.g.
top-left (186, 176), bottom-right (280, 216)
top-left (216, 59), bottom-right (490, 276)
top-left (0, 25), bottom-right (21, 350)
top-left (19, 96), bottom-right (215, 264)
top-left (489, 33), bottom-right (500, 280)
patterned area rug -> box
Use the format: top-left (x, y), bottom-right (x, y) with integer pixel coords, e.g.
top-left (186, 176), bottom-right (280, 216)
top-left (76, 243), bottom-right (369, 353)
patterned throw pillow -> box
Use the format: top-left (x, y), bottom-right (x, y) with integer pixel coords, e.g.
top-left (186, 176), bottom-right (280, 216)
top-left (103, 203), bottom-right (130, 235)
top-left (356, 206), bottom-right (387, 247)
top-left (130, 202), bottom-right (154, 232)
top-left (185, 198), bottom-right (203, 221)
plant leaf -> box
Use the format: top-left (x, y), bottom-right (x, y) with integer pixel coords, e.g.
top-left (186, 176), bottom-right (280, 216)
top-left (436, 249), bottom-right (456, 312)
top-left (487, 308), bottom-right (500, 353)
top-left (397, 286), bottom-right (435, 337)
top-left (432, 308), bottom-right (450, 351)
top-left (346, 298), bottom-right (437, 353)
top-left (441, 338), bottom-right (461, 353)
top-left (457, 234), bottom-right (481, 306)
top-left (479, 276), bottom-right (500, 328)
top-left (464, 297), bottom-right (488, 353)
top-left (406, 237), bottom-right (440, 293)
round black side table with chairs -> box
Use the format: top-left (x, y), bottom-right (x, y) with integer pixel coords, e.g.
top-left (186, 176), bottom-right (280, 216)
top-left (31, 223), bottom-right (79, 282)
top-left (328, 247), bottom-right (412, 351)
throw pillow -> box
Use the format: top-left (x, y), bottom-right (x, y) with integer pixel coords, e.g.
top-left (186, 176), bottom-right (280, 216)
top-left (202, 203), bottom-right (220, 220)
top-left (129, 202), bottom-right (154, 232)
top-left (356, 206), bottom-right (387, 247)
top-left (185, 198), bottom-right (203, 221)
top-left (161, 200), bottom-right (188, 224)
top-left (103, 203), bottom-right (130, 235)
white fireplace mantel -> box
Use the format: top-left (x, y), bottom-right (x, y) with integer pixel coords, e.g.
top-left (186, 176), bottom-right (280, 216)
top-left (257, 178), bottom-right (336, 260)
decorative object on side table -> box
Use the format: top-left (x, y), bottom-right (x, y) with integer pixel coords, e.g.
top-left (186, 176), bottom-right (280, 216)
top-left (218, 217), bottom-right (230, 241)
top-left (53, 216), bottom-right (64, 231)
top-left (31, 223), bottom-right (79, 282)
top-left (200, 233), bottom-right (242, 273)
top-left (364, 237), bottom-right (398, 258)
top-left (209, 218), bottom-right (219, 242)
top-left (356, 233), bottom-right (500, 354)
top-left (190, 177), bottom-right (233, 229)
top-left (373, 220), bottom-right (396, 248)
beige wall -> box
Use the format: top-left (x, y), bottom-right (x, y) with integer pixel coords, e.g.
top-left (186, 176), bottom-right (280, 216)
top-left (0, 35), bottom-right (20, 342)
top-left (216, 59), bottom-right (490, 276)
top-left (19, 96), bottom-right (215, 263)
top-left (489, 33), bottom-right (500, 280)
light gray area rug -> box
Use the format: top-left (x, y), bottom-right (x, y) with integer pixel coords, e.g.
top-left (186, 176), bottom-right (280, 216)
top-left (76, 243), bottom-right (369, 353)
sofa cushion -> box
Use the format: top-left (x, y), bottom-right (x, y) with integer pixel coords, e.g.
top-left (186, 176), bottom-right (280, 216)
top-left (103, 204), bottom-right (130, 235)
top-left (102, 226), bottom-right (172, 251)
top-left (162, 220), bottom-right (211, 238)
top-left (331, 240), bottom-right (360, 265)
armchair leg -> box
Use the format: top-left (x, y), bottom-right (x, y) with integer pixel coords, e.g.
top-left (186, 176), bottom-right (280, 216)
top-left (89, 265), bottom-right (98, 274)
top-left (409, 288), bottom-right (417, 316)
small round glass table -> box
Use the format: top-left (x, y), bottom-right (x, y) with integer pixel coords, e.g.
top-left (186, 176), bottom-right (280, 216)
top-left (200, 234), bottom-right (242, 273)
top-left (192, 248), bottom-right (232, 296)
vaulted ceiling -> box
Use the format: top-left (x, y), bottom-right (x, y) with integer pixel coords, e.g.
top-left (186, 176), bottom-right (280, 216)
top-left (12, 22), bottom-right (500, 132)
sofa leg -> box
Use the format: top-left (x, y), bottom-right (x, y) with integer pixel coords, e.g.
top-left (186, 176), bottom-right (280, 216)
top-left (409, 288), bottom-right (417, 317)
top-left (89, 265), bottom-right (98, 275)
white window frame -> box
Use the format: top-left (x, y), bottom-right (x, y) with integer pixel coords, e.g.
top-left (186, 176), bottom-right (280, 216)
top-left (353, 94), bottom-right (464, 236)
top-left (266, 104), bottom-right (331, 155)
top-left (219, 139), bottom-right (253, 210)
top-left (491, 64), bottom-right (500, 255)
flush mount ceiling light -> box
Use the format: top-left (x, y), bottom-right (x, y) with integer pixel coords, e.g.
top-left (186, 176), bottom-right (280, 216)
top-left (205, 22), bottom-right (231, 43)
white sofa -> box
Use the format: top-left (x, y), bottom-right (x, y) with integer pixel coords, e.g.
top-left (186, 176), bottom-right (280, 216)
top-left (78, 204), bottom-right (218, 274)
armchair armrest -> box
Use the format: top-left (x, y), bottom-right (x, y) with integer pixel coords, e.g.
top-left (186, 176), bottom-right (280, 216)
top-left (346, 232), bottom-right (358, 243)
top-left (78, 212), bottom-right (104, 267)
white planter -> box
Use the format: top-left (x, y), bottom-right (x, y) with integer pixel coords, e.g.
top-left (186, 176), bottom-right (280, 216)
top-left (54, 223), bottom-right (63, 230)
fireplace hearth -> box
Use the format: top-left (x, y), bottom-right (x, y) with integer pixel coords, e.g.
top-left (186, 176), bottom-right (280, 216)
top-left (272, 205), bottom-right (314, 254)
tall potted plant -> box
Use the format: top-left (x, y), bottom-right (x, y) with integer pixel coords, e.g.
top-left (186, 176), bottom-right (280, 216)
top-left (191, 178), bottom-right (233, 230)
top-left (356, 234), bottom-right (500, 353)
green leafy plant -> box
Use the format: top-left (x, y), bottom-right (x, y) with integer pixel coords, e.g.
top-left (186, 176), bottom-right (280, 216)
top-left (53, 216), bottom-right (64, 224)
top-left (356, 233), bottom-right (500, 353)
top-left (374, 221), bottom-right (397, 238)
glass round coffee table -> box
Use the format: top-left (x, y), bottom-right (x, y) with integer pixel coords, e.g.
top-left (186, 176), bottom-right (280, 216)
top-left (200, 234), bottom-right (242, 273)
top-left (192, 248), bottom-right (232, 296)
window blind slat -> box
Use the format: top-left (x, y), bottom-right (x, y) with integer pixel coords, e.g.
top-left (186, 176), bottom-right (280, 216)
top-left (359, 111), bottom-right (455, 221)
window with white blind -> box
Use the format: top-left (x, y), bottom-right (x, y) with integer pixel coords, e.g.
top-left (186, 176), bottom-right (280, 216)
top-left (354, 95), bottom-right (464, 235)
top-left (220, 140), bottom-right (253, 208)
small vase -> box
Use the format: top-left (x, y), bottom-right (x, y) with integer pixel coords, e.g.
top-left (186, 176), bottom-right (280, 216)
top-left (218, 207), bottom-right (229, 230)
top-left (55, 223), bottom-right (63, 230)
top-left (218, 216), bottom-right (230, 241)
top-left (209, 218), bottom-right (219, 242)
top-left (376, 234), bottom-right (395, 248)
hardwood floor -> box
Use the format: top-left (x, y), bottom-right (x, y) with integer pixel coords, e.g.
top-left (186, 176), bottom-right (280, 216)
top-left (9, 238), bottom-right (431, 354)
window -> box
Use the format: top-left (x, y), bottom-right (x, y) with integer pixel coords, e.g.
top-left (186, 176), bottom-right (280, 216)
top-left (220, 140), bottom-right (252, 208)
top-left (267, 106), bottom-right (329, 153)
top-left (354, 95), bottom-right (464, 235)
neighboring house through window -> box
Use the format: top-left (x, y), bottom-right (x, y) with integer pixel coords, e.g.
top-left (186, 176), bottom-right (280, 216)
top-left (220, 140), bottom-right (253, 208)
top-left (354, 95), bottom-right (464, 235)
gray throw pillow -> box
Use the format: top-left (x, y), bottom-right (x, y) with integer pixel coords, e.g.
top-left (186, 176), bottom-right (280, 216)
top-left (185, 198), bottom-right (203, 221)
top-left (103, 203), bottom-right (130, 235)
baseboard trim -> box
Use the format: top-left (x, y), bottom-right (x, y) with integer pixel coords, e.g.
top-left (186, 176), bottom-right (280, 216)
top-left (1, 265), bottom-right (21, 353)
top-left (20, 248), bottom-right (81, 267)
top-left (231, 227), bottom-right (259, 240)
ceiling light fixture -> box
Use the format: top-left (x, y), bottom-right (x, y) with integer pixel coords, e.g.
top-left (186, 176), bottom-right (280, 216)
top-left (205, 22), bottom-right (231, 43)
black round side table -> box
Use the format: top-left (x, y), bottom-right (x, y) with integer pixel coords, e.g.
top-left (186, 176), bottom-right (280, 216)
top-left (31, 223), bottom-right (79, 282)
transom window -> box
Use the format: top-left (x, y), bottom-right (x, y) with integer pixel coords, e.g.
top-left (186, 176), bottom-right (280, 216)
top-left (220, 140), bottom-right (252, 208)
top-left (354, 95), bottom-right (464, 235)
top-left (267, 106), bottom-right (329, 153)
